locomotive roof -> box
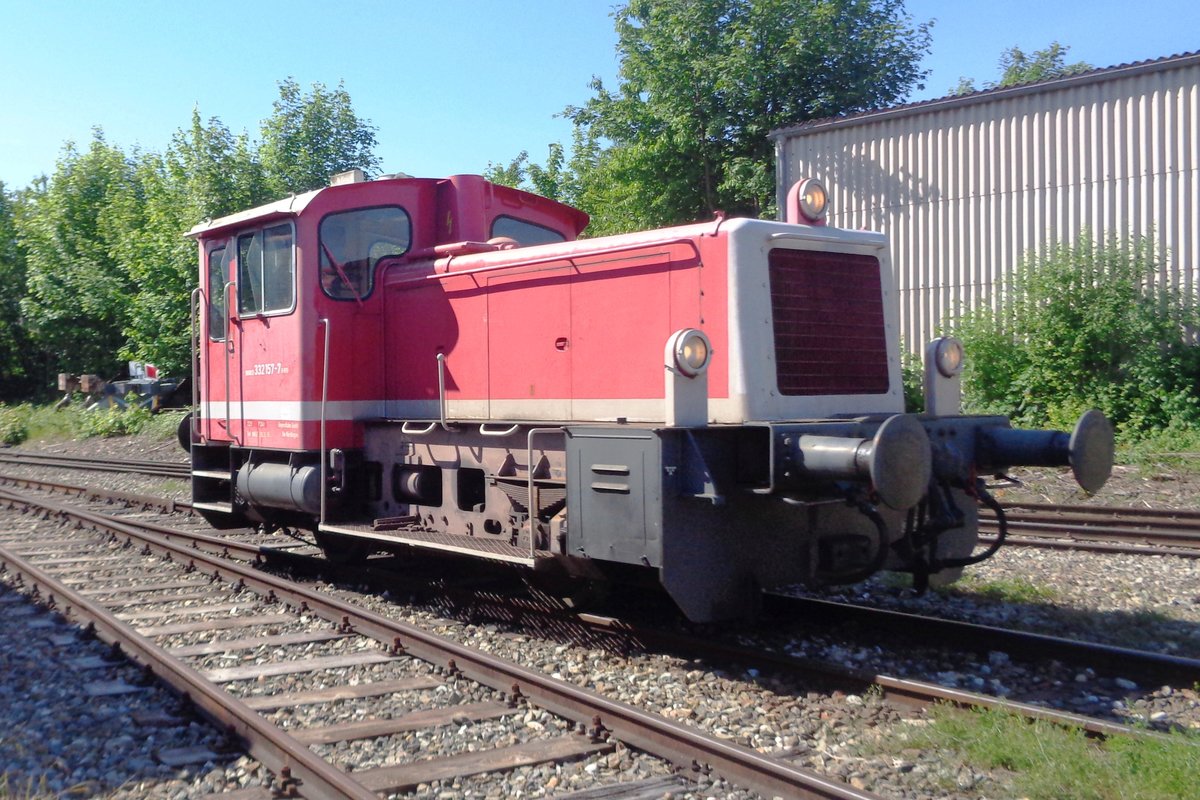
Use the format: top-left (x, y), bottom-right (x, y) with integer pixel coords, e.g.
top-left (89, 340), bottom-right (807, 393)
top-left (187, 187), bottom-right (324, 239)
top-left (186, 174), bottom-right (589, 241)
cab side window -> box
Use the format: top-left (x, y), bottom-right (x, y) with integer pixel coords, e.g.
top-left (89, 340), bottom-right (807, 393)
top-left (207, 244), bottom-right (229, 340)
top-left (319, 206), bottom-right (410, 300)
top-left (491, 216), bottom-right (566, 246)
top-left (238, 223), bottom-right (294, 315)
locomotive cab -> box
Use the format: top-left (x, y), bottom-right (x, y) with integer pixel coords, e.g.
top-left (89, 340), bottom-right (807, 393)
top-left (186, 172), bottom-right (1112, 622)
top-left (187, 173), bottom-right (587, 527)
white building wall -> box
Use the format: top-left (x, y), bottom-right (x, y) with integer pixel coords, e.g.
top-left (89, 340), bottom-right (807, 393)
top-left (775, 53), bottom-right (1200, 350)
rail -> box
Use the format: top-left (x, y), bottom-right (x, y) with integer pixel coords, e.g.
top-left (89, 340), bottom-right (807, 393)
top-left (0, 486), bottom-right (881, 800)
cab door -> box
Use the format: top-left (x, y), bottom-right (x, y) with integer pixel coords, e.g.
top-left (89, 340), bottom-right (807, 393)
top-left (201, 239), bottom-right (239, 444)
top-left (229, 222), bottom-right (298, 448)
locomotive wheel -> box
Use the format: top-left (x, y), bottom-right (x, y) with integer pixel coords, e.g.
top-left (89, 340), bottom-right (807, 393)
top-left (315, 532), bottom-right (376, 565)
top-left (176, 411), bottom-right (193, 452)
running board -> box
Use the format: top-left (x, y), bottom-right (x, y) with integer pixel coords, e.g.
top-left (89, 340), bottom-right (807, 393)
top-left (319, 522), bottom-right (543, 567)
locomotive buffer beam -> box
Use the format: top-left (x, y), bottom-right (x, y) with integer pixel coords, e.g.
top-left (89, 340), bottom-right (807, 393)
top-left (976, 409), bottom-right (1114, 494)
top-left (778, 414), bottom-right (932, 511)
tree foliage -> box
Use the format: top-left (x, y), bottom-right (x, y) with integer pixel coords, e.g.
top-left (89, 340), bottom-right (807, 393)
top-left (0, 182), bottom-right (33, 399)
top-left (555, 0), bottom-right (931, 234)
top-left (16, 133), bottom-right (140, 378)
top-left (0, 79), bottom-right (380, 394)
top-left (260, 78), bottom-right (380, 196)
top-left (953, 42), bottom-right (1092, 95)
top-left (120, 113), bottom-right (273, 373)
top-left (956, 235), bottom-right (1200, 433)
top-left (485, 143), bottom-right (573, 202)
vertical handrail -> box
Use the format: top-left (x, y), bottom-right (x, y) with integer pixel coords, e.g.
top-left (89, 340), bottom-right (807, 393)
top-left (222, 281), bottom-right (235, 443)
top-left (190, 287), bottom-right (202, 435)
top-left (525, 427), bottom-right (565, 557)
top-left (318, 318), bottom-right (331, 527)
top-left (436, 352), bottom-right (452, 431)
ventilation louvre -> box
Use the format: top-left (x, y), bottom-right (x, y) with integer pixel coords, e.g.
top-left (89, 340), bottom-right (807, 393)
top-left (768, 249), bottom-right (890, 396)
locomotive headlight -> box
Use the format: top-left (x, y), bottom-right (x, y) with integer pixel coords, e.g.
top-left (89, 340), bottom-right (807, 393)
top-left (796, 178), bottom-right (829, 223)
top-left (671, 329), bottom-right (713, 378)
top-left (934, 336), bottom-right (965, 377)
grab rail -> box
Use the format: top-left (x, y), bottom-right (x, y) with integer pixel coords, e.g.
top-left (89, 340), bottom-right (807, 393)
top-left (525, 427), bottom-right (565, 557)
top-left (480, 423), bottom-right (520, 437)
top-left (189, 287), bottom-right (202, 437)
top-left (318, 317), bottom-right (330, 526)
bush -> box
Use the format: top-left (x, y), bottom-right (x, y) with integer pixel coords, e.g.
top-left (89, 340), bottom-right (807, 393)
top-left (0, 404), bottom-right (31, 445)
top-left (955, 234), bottom-right (1200, 433)
top-left (900, 346), bottom-right (924, 413)
top-left (73, 405), bottom-right (152, 438)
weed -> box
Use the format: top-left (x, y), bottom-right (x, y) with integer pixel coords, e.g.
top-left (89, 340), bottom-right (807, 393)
top-left (955, 234), bottom-right (1200, 434)
top-left (0, 773), bottom-right (55, 799)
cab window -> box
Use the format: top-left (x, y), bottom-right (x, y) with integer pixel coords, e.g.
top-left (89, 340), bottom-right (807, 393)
top-left (491, 215), bottom-right (565, 246)
top-left (207, 244), bottom-right (230, 340)
top-left (319, 206), bottom-right (410, 300)
top-left (238, 223), bottom-right (294, 315)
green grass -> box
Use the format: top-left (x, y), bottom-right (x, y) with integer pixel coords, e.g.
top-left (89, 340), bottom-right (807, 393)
top-left (948, 575), bottom-right (1060, 605)
top-left (904, 705), bottom-right (1200, 800)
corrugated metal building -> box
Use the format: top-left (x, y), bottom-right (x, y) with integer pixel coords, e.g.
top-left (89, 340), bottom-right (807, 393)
top-left (772, 51), bottom-right (1200, 350)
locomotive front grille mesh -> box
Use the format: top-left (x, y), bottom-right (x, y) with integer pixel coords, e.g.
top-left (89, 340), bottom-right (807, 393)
top-left (768, 248), bottom-right (890, 396)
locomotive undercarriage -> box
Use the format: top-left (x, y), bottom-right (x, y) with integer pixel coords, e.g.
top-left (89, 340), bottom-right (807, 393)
top-left (189, 408), bottom-right (1109, 622)
top-left (335, 417), bottom-right (990, 622)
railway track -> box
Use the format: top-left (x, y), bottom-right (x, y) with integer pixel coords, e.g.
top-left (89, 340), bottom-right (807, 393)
top-left (981, 500), bottom-right (1200, 557)
top-left (0, 484), bottom-right (882, 800)
top-left (2, 473), bottom-right (1192, 742)
top-left (0, 465), bottom-right (1195, 777)
top-left (3, 465), bottom-right (1198, 690)
top-left (0, 449), bottom-right (192, 479)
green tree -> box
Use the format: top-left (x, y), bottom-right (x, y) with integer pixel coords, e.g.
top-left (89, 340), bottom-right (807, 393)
top-left (260, 78), bottom-right (380, 196)
top-left (0, 182), bottom-right (33, 399)
top-left (561, 0), bottom-right (931, 234)
top-left (996, 42), bottom-right (1091, 87)
top-left (484, 143), bottom-right (573, 202)
top-left (119, 113), bottom-right (271, 374)
top-left (17, 132), bottom-right (139, 380)
top-left (953, 42), bottom-right (1091, 94)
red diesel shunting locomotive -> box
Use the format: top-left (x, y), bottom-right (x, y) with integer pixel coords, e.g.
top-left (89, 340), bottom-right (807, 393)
top-left (183, 170), bottom-right (1113, 621)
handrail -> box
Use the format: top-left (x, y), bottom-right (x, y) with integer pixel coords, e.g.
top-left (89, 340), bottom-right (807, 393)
top-left (480, 423), bottom-right (520, 437)
top-left (189, 287), bottom-right (202, 438)
top-left (436, 353), bottom-right (457, 431)
top-left (400, 421), bottom-right (438, 435)
top-left (222, 281), bottom-right (235, 443)
top-left (526, 427), bottom-right (565, 557)
top-left (318, 317), bottom-right (330, 527)
top-left (382, 236), bottom-right (702, 290)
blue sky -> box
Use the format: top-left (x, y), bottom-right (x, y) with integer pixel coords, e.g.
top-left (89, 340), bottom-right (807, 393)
top-left (1, 0), bottom-right (1197, 191)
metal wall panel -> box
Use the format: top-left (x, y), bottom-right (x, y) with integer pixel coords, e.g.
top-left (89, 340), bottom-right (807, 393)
top-left (775, 55), bottom-right (1200, 351)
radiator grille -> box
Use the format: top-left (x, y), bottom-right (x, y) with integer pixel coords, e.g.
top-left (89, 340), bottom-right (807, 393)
top-left (768, 248), bottom-right (890, 396)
